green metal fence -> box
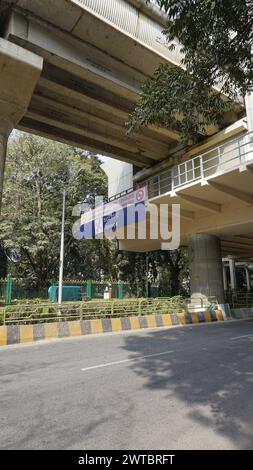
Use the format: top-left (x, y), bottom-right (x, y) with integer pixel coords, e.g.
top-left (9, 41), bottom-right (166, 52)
top-left (0, 297), bottom-right (186, 326)
top-left (3, 278), bottom-right (253, 309)
top-left (0, 278), bottom-right (172, 305)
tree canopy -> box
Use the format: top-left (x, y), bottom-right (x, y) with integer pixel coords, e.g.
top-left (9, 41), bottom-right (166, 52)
top-left (0, 132), bottom-right (188, 296)
top-left (128, 0), bottom-right (252, 143)
top-left (0, 132), bottom-right (109, 284)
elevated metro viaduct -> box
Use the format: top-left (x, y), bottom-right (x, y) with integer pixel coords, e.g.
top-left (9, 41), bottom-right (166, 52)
top-left (0, 0), bottom-right (253, 309)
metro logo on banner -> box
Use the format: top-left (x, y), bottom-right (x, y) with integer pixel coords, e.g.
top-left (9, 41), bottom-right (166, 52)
top-left (135, 188), bottom-right (146, 203)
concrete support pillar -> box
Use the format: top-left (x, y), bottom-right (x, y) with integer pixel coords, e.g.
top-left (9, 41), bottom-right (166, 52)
top-left (223, 264), bottom-right (228, 291)
top-left (0, 39), bottom-right (43, 214)
top-left (245, 267), bottom-right (251, 291)
top-left (0, 133), bottom-right (8, 215)
top-left (228, 257), bottom-right (237, 290)
top-left (244, 93), bottom-right (253, 165)
top-left (101, 160), bottom-right (133, 199)
top-left (245, 93), bottom-right (253, 135)
top-left (189, 234), bottom-right (225, 303)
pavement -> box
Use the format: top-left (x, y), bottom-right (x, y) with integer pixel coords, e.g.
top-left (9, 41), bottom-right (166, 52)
top-left (1, 319), bottom-right (253, 450)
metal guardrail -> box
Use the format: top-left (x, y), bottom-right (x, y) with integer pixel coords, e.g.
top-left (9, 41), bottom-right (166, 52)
top-left (185, 296), bottom-right (218, 312)
top-left (144, 131), bottom-right (253, 199)
top-left (0, 297), bottom-right (186, 325)
top-left (225, 292), bottom-right (253, 308)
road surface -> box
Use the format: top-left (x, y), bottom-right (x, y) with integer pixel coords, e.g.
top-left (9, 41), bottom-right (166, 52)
top-left (1, 320), bottom-right (253, 450)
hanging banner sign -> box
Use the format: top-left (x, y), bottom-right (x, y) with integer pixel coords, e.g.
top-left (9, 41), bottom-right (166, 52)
top-left (80, 186), bottom-right (148, 239)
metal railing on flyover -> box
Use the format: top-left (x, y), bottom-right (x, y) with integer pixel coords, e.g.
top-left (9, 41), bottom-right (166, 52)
top-left (144, 130), bottom-right (253, 199)
top-left (0, 297), bottom-right (186, 326)
top-left (108, 187), bottom-right (134, 202)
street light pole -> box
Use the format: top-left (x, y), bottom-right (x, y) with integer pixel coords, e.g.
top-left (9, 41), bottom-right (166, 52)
top-left (58, 188), bottom-right (66, 305)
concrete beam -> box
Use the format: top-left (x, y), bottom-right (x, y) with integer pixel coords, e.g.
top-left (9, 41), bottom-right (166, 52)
top-left (235, 235), bottom-right (253, 242)
top-left (168, 207), bottom-right (195, 221)
top-left (40, 69), bottom-right (180, 145)
top-left (5, 9), bottom-right (143, 99)
top-left (41, 62), bottom-right (136, 114)
top-left (174, 193), bottom-right (222, 213)
top-left (37, 77), bottom-right (177, 149)
top-left (26, 108), bottom-right (160, 162)
top-left (208, 181), bottom-right (253, 205)
top-left (5, 9), bottom-right (181, 145)
top-left (28, 95), bottom-right (169, 161)
top-left (0, 38), bottom-right (43, 213)
top-left (221, 240), bottom-right (253, 250)
top-left (30, 94), bottom-right (168, 152)
top-left (18, 117), bottom-right (152, 167)
top-left (0, 38), bottom-right (43, 135)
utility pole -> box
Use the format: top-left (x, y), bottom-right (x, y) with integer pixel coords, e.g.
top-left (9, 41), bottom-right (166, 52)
top-left (58, 189), bottom-right (66, 305)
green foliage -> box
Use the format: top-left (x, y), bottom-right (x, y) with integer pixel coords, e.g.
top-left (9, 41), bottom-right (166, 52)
top-left (115, 247), bottom-right (189, 297)
top-left (131, 0), bottom-right (252, 143)
top-left (0, 132), bottom-right (109, 285)
top-left (127, 64), bottom-right (230, 145)
top-left (0, 132), bottom-right (189, 295)
top-left (152, 0), bottom-right (253, 95)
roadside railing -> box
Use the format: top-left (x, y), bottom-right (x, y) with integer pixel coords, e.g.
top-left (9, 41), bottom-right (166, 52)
top-left (225, 291), bottom-right (253, 308)
top-left (0, 297), bottom-right (186, 326)
top-left (185, 296), bottom-right (218, 313)
top-left (144, 131), bottom-right (252, 199)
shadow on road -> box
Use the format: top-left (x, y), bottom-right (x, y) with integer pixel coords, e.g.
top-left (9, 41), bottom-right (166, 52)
top-left (121, 323), bottom-right (253, 449)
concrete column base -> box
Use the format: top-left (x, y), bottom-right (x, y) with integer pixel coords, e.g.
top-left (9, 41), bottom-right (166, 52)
top-left (189, 234), bottom-right (225, 304)
top-left (218, 303), bottom-right (232, 320)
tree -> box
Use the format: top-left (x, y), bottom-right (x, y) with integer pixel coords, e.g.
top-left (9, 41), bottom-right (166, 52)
top-left (156, 249), bottom-right (189, 297)
top-left (128, 0), bottom-right (252, 143)
top-left (114, 247), bottom-right (189, 297)
top-left (0, 132), bottom-right (189, 295)
top-left (0, 132), bottom-right (108, 285)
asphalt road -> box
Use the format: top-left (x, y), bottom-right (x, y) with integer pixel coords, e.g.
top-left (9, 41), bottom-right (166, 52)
top-left (1, 319), bottom-right (253, 450)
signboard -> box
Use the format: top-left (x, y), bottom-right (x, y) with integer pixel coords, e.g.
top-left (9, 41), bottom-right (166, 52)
top-left (79, 186), bottom-right (148, 239)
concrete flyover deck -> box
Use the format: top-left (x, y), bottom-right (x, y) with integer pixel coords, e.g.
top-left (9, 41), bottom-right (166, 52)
top-left (0, 0), bottom-right (250, 304)
top-left (120, 128), bottom-right (253, 259)
top-left (0, 0), bottom-right (241, 167)
top-left (0, 0), bottom-right (182, 167)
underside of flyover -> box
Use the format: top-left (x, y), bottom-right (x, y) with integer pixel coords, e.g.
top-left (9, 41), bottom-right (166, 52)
top-left (0, 0), bottom-right (241, 167)
top-left (0, 0), bottom-right (184, 168)
top-left (0, 0), bottom-right (252, 306)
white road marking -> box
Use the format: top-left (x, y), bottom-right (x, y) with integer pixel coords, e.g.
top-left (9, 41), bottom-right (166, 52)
top-left (81, 350), bottom-right (174, 372)
top-left (230, 334), bottom-right (253, 341)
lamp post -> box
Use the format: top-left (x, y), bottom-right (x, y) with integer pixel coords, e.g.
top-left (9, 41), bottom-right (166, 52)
top-left (58, 188), bottom-right (66, 305)
top-left (57, 169), bottom-right (83, 305)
